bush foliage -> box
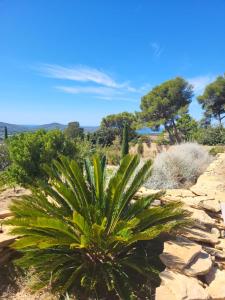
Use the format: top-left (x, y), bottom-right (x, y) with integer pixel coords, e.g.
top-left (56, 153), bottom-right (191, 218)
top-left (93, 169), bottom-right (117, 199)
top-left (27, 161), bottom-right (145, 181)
top-left (145, 143), bottom-right (211, 189)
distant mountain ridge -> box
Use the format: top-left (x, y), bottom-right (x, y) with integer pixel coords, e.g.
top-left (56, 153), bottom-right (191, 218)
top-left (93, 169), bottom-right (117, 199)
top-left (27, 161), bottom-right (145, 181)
top-left (0, 122), bottom-right (98, 137)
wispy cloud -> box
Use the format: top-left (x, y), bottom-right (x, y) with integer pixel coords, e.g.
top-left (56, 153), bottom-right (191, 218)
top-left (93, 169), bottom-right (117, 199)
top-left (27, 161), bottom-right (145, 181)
top-left (188, 75), bottom-right (215, 95)
top-left (151, 42), bottom-right (163, 58)
top-left (38, 64), bottom-right (121, 88)
top-left (37, 63), bottom-right (151, 101)
top-left (56, 86), bottom-right (121, 96)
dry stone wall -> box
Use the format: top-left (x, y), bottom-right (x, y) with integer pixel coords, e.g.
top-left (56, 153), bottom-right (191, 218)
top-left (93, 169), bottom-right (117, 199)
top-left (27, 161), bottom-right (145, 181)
top-left (138, 153), bottom-right (225, 300)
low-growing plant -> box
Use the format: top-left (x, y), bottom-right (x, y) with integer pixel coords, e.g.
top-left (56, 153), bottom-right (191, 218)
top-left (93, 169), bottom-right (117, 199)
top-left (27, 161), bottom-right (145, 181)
top-left (209, 146), bottom-right (225, 156)
top-left (137, 142), bottom-right (144, 155)
top-left (145, 143), bottom-right (211, 189)
top-left (6, 154), bottom-right (187, 299)
top-left (155, 132), bottom-right (170, 146)
top-left (192, 126), bottom-right (225, 145)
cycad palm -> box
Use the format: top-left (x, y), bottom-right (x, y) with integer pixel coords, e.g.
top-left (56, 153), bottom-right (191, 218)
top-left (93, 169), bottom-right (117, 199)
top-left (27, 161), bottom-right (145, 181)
top-left (6, 154), bottom-right (187, 299)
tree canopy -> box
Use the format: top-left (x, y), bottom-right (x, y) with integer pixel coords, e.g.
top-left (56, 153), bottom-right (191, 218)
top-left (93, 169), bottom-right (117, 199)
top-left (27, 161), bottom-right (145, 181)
top-left (198, 74), bottom-right (225, 125)
top-left (64, 121), bottom-right (84, 139)
top-left (140, 77), bottom-right (193, 143)
top-left (100, 112), bottom-right (136, 141)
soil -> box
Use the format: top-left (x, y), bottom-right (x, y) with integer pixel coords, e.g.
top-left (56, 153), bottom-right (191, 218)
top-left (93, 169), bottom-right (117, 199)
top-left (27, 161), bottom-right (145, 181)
top-left (0, 187), bottom-right (31, 212)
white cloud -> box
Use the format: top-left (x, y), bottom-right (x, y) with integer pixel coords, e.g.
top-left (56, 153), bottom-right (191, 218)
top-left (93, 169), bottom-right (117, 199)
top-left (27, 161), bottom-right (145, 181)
top-left (151, 42), bottom-right (163, 58)
top-left (38, 64), bottom-right (119, 88)
top-left (56, 86), bottom-right (121, 96)
top-left (37, 63), bottom-right (152, 101)
top-left (188, 75), bottom-right (215, 95)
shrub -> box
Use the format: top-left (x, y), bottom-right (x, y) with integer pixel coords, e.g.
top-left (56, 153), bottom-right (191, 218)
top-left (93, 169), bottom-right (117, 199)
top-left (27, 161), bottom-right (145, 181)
top-left (0, 143), bottom-right (10, 171)
top-left (155, 132), bottom-right (170, 145)
top-left (6, 130), bottom-right (76, 186)
top-left (137, 142), bottom-right (144, 155)
top-left (6, 154), bottom-right (187, 299)
top-left (192, 126), bottom-right (225, 145)
top-left (209, 146), bottom-right (225, 156)
top-left (145, 143), bottom-right (211, 189)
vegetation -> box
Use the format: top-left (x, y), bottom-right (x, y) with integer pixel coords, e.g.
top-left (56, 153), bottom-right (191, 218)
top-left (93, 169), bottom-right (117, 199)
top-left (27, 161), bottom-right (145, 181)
top-left (193, 126), bottom-right (225, 145)
top-left (6, 130), bottom-right (76, 186)
top-left (137, 141), bottom-right (144, 155)
top-left (144, 143), bottom-right (211, 189)
top-left (209, 145), bottom-right (225, 156)
top-left (64, 122), bottom-right (84, 140)
top-left (140, 77), bottom-right (193, 143)
top-left (176, 114), bottom-right (198, 142)
top-left (121, 123), bottom-right (129, 158)
top-left (0, 143), bottom-right (10, 171)
top-left (4, 126), bottom-right (8, 140)
top-left (6, 154), bottom-right (187, 299)
top-left (198, 74), bottom-right (225, 126)
top-left (101, 112), bottom-right (137, 141)
top-left (90, 127), bottom-right (117, 146)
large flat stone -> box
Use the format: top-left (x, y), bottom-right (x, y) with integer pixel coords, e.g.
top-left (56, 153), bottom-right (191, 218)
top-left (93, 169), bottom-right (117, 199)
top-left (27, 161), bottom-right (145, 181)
top-left (155, 284), bottom-right (177, 300)
top-left (182, 227), bottom-right (219, 245)
top-left (159, 269), bottom-right (209, 300)
top-left (183, 250), bottom-right (212, 276)
top-left (199, 199), bottom-right (221, 213)
top-left (160, 238), bottom-right (202, 270)
top-left (185, 206), bottom-right (215, 226)
top-left (205, 267), bottom-right (225, 300)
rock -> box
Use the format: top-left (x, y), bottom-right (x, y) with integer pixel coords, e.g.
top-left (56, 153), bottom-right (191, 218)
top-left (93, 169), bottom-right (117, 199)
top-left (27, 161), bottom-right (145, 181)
top-left (0, 210), bottom-right (12, 219)
top-left (211, 227), bottom-right (220, 237)
top-left (190, 186), bottom-right (207, 196)
top-left (182, 227), bottom-right (219, 245)
top-left (161, 195), bottom-right (205, 207)
top-left (185, 206), bottom-right (215, 226)
top-left (159, 269), bottom-right (210, 300)
top-left (203, 246), bottom-right (225, 259)
top-left (151, 199), bottom-right (161, 206)
top-left (183, 250), bottom-right (212, 276)
top-left (159, 237), bottom-right (202, 270)
top-left (205, 267), bottom-right (225, 300)
top-left (199, 199), bottom-right (221, 213)
top-left (137, 187), bottom-right (161, 196)
top-left (155, 284), bottom-right (177, 300)
top-left (215, 191), bottom-right (225, 203)
top-left (166, 189), bottom-right (195, 198)
top-left (215, 239), bottom-right (225, 251)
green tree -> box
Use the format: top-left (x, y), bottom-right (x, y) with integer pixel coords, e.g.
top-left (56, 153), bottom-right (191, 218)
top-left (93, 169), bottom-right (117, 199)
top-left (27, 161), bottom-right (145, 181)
top-left (121, 122), bottom-right (129, 157)
top-left (198, 75), bottom-right (225, 126)
top-left (64, 121), bottom-right (84, 139)
top-left (7, 154), bottom-right (187, 299)
top-left (176, 114), bottom-right (198, 141)
top-left (90, 127), bottom-right (117, 146)
top-left (140, 77), bottom-right (193, 143)
top-left (4, 126), bottom-right (8, 140)
top-left (6, 129), bottom-right (76, 186)
top-left (101, 112), bottom-right (137, 141)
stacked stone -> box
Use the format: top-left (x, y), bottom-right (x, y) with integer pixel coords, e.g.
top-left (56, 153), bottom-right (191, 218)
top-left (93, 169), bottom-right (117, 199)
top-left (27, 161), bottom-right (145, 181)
top-left (138, 153), bottom-right (225, 300)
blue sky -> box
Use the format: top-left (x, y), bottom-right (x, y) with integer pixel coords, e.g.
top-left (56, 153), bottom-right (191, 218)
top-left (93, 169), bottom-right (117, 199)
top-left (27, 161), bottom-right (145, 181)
top-left (0, 0), bottom-right (225, 126)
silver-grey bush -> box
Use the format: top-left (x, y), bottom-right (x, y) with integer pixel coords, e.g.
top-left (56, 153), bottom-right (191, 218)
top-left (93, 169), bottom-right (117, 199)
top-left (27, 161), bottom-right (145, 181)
top-left (145, 143), bottom-right (211, 189)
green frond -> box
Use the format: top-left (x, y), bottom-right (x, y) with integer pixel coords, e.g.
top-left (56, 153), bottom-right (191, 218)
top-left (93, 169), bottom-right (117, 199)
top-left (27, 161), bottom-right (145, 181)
top-left (8, 154), bottom-right (188, 299)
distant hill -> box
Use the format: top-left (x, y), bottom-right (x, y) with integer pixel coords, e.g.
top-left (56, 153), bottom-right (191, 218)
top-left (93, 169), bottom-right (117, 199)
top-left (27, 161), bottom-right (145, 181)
top-left (0, 122), bottom-right (98, 138)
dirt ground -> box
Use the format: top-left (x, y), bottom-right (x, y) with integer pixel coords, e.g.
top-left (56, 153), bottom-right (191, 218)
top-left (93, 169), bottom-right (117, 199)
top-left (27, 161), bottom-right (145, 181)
top-left (0, 187), bottom-right (31, 212)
